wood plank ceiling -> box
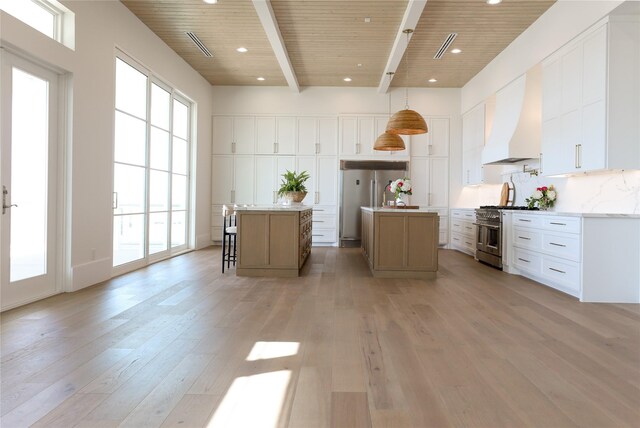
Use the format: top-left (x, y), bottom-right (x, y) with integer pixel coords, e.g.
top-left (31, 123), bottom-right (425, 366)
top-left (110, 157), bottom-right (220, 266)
top-left (122, 0), bottom-right (555, 88)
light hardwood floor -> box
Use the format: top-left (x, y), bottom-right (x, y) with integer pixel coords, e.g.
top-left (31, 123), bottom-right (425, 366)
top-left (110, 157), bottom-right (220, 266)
top-left (1, 247), bottom-right (639, 427)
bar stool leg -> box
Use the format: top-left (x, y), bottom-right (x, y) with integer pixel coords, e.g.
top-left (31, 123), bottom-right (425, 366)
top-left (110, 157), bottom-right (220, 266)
top-left (222, 232), bottom-right (226, 273)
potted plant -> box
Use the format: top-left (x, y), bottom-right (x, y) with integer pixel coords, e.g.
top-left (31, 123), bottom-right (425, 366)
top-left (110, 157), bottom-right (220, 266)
top-left (277, 170), bottom-right (310, 203)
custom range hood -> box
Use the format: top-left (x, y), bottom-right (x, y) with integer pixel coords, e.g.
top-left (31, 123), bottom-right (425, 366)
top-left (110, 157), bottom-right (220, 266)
top-left (482, 65), bottom-right (541, 165)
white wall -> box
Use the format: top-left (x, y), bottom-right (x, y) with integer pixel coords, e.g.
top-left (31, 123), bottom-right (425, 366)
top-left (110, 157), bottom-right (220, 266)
top-left (1, 1), bottom-right (214, 291)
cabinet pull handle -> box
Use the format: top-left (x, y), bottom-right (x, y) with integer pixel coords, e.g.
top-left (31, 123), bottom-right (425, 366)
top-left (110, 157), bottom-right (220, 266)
top-left (549, 242), bottom-right (566, 247)
top-left (231, 190), bottom-right (235, 204)
top-left (577, 144), bottom-right (582, 168)
top-left (539, 153), bottom-right (543, 174)
top-left (356, 143), bottom-right (361, 154)
top-left (315, 191), bottom-right (319, 204)
top-left (519, 219), bottom-right (531, 222)
top-left (549, 267), bottom-right (566, 274)
top-left (465, 241), bottom-right (472, 246)
top-left (274, 142), bottom-right (277, 153)
top-left (316, 143), bottom-right (320, 154)
top-left (575, 145), bottom-right (579, 169)
top-left (453, 237), bottom-right (460, 241)
top-left (428, 193), bottom-right (432, 206)
top-left (313, 220), bottom-right (324, 223)
top-left (519, 236), bottom-right (531, 240)
top-left (428, 144), bottom-right (432, 155)
top-left (314, 208), bottom-right (324, 212)
top-left (549, 222), bottom-right (566, 226)
top-left (518, 257), bottom-right (530, 263)
top-left (273, 190), bottom-right (276, 204)
top-left (112, 192), bottom-right (118, 210)
top-left (232, 142), bottom-right (236, 153)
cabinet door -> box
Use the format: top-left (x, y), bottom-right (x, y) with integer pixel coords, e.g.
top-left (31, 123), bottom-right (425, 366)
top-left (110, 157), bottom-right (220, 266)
top-left (409, 157), bottom-right (429, 205)
top-left (317, 156), bottom-right (337, 205)
top-left (561, 45), bottom-right (583, 114)
top-left (318, 117), bottom-right (337, 155)
top-left (410, 118), bottom-right (431, 157)
top-left (276, 156), bottom-right (295, 189)
top-left (297, 117), bottom-right (317, 155)
top-left (541, 117), bottom-right (564, 176)
top-left (340, 117), bottom-right (358, 156)
top-left (233, 117), bottom-right (255, 154)
top-left (563, 109), bottom-right (582, 173)
top-left (581, 100), bottom-right (606, 171)
top-left (234, 155), bottom-right (255, 204)
top-left (462, 150), bottom-right (471, 186)
top-left (542, 58), bottom-right (562, 121)
top-left (582, 26), bottom-right (607, 106)
top-left (296, 156), bottom-right (316, 205)
top-left (469, 147), bottom-right (483, 185)
top-left (256, 117), bottom-right (276, 154)
top-left (211, 155), bottom-right (234, 203)
top-left (430, 118), bottom-right (450, 157)
top-left (276, 117), bottom-right (296, 154)
top-left (212, 116), bottom-right (233, 155)
top-left (358, 116), bottom-right (375, 156)
top-left (429, 157), bottom-right (449, 207)
top-left (255, 156), bottom-right (276, 205)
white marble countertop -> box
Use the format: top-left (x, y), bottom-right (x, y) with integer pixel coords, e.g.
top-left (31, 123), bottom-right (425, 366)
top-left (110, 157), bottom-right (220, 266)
top-left (361, 207), bottom-right (439, 214)
top-left (504, 210), bottom-right (640, 218)
top-left (234, 204), bottom-right (312, 212)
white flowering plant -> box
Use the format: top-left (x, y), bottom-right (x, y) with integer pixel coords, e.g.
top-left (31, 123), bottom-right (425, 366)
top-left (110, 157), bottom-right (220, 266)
top-left (388, 178), bottom-right (413, 199)
top-left (525, 185), bottom-right (557, 210)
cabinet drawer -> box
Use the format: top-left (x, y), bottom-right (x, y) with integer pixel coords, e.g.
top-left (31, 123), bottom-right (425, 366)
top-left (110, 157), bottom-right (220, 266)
top-left (313, 205), bottom-right (336, 215)
top-left (312, 229), bottom-right (336, 243)
top-left (451, 209), bottom-right (475, 220)
top-left (513, 248), bottom-right (543, 275)
top-left (542, 257), bottom-right (581, 294)
top-left (451, 221), bottom-right (464, 234)
top-left (312, 214), bottom-right (336, 229)
top-left (542, 232), bottom-right (581, 262)
top-left (513, 227), bottom-right (542, 250)
top-left (513, 214), bottom-right (543, 228)
top-left (451, 232), bottom-right (475, 251)
top-left (542, 216), bottom-right (581, 234)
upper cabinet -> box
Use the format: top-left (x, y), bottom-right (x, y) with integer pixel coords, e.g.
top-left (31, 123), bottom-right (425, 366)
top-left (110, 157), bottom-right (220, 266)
top-left (541, 19), bottom-right (640, 176)
top-left (339, 115), bottom-right (409, 158)
top-left (212, 116), bottom-right (255, 155)
top-left (255, 117), bottom-right (296, 155)
top-left (462, 104), bottom-right (501, 185)
top-left (411, 118), bottom-right (449, 157)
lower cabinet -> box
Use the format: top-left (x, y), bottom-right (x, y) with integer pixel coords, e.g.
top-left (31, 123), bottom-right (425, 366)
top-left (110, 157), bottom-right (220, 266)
top-left (510, 213), bottom-right (640, 303)
top-left (450, 209), bottom-right (476, 256)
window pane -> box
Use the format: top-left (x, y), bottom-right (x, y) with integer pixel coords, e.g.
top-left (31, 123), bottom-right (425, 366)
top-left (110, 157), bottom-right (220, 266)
top-left (172, 174), bottom-right (187, 210)
top-left (171, 211), bottom-right (186, 247)
top-left (150, 170), bottom-right (169, 212)
top-left (113, 214), bottom-right (145, 266)
top-left (173, 99), bottom-right (188, 139)
top-left (150, 127), bottom-right (169, 171)
top-left (0, 0), bottom-right (56, 39)
top-left (151, 83), bottom-right (170, 130)
top-left (116, 58), bottom-right (147, 119)
top-left (115, 111), bottom-right (146, 166)
top-left (172, 137), bottom-right (188, 175)
top-left (113, 164), bottom-right (145, 214)
top-left (10, 67), bottom-right (48, 281)
top-left (149, 212), bottom-right (168, 255)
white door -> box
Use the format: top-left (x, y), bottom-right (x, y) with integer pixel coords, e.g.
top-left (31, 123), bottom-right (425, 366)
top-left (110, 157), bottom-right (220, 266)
top-left (255, 156), bottom-right (276, 205)
top-left (297, 118), bottom-right (317, 155)
top-left (234, 155), bottom-right (255, 204)
top-left (1, 51), bottom-right (60, 310)
top-left (339, 117), bottom-right (357, 156)
top-left (296, 156), bottom-right (316, 205)
top-left (409, 157), bottom-right (429, 205)
top-left (317, 156), bottom-right (337, 205)
top-left (233, 117), bottom-right (255, 154)
top-left (211, 155), bottom-right (234, 204)
top-left (429, 157), bottom-right (449, 207)
top-left (358, 117), bottom-right (375, 156)
top-left (430, 118), bottom-right (450, 157)
top-left (256, 117), bottom-right (276, 154)
top-left (212, 116), bottom-right (233, 155)
top-left (275, 117), bottom-right (296, 154)
top-left (317, 118), bottom-right (337, 155)
top-left (410, 119), bottom-right (431, 157)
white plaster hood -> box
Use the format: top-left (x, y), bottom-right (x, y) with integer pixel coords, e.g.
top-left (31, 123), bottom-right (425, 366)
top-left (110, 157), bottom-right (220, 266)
top-left (482, 65), bottom-right (542, 165)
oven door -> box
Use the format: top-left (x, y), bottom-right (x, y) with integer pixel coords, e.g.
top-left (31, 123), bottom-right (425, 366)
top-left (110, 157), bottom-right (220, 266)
top-left (483, 224), bottom-right (502, 257)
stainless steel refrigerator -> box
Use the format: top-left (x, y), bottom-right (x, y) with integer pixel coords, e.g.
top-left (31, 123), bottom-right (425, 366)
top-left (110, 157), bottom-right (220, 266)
top-left (339, 160), bottom-right (408, 247)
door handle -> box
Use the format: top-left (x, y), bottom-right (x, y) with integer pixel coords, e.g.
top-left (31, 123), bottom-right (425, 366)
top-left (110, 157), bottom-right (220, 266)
top-left (232, 142), bottom-right (236, 153)
top-left (2, 185), bottom-right (18, 215)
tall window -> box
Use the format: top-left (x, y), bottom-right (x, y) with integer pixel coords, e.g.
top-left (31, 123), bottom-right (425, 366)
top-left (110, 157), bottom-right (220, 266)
top-left (113, 53), bottom-right (192, 270)
top-left (0, 0), bottom-right (73, 48)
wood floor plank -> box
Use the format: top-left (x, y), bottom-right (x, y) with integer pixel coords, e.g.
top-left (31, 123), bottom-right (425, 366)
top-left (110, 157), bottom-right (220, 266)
top-left (0, 247), bottom-right (637, 427)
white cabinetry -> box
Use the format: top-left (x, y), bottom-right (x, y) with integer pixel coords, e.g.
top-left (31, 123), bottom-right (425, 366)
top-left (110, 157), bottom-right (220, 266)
top-left (212, 116), bottom-right (255, 155)
top-left (254, 156), bottom-right (295, 205)
top-left (410, 157), bottom-right (448, 208)
top-left (450, 209), bottom-right (476, 256)
top-left (297, 117), bottom-right (338, 155)
top-left (462, 104), bottom-right (500, 185)
top-left (211, 155), bottom-right (255, 205)
top-left (339, 115), bottom-right (409, 158)
top-left (541, 19), bottom-right (640, 176)
top-left (411, 117), bottom-right (449, 157)
top-left (256, 117), bottom-right (296, 155)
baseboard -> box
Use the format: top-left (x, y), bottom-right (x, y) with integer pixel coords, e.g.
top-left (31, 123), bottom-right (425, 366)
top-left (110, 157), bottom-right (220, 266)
top-left (71, 257), bottom-right (111, 291)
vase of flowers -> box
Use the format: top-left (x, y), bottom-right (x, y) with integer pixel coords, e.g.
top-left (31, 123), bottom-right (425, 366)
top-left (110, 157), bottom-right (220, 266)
top-left (388, 178), bottom-right (412, 206)
top-left (525, 185), bottom-right (557, 210)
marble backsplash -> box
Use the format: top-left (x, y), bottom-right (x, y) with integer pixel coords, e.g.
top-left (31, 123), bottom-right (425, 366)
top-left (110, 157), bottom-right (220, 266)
top-left (503, 169), bottom-right (640, 213)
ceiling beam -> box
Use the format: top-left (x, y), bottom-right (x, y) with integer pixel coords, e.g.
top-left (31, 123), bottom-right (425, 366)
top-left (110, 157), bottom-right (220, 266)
top-left (252, 0), bottom-right (300, 92)
top-left (377, 0), bottom-right (428, 94)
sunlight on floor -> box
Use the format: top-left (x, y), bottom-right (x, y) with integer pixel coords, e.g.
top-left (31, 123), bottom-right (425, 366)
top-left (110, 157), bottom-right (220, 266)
top-left (206, 370), bottom-right (292, 428)
top-left (245, 341), bottom-right (300, 361)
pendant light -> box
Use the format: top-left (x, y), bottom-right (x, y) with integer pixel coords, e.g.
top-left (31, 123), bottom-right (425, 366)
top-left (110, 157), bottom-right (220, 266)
top-left (386, 29), bottom-right (428, 135)
top-left (374, 72), bottom-right (406, 151)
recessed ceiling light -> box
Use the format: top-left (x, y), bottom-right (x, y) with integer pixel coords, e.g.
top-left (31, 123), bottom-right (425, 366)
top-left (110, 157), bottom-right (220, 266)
top-left (428, 78), bottom-right (438, 83)
top-left (486, 0), bottom-right (502, 4)
top-left (451, 48), bottom-right (462, 54)
top-left (257, 77), bottom-right (265, 81)
top-left (236, 47), bottom-right (248, 53)
top-left (203, 0), bottom-right (218, 4)
top-left (357, 63), bottom-right (363, 67)
top-left (344, 77), bottom-right (352, 82)
top-left (364, 17), bottom-right (371, 23)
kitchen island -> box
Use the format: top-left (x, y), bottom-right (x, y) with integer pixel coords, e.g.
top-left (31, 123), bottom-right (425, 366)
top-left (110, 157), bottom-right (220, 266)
top-left (235, 205), bottom-right (312, 277)
top-left (361, 207), bottom-right (439, 279)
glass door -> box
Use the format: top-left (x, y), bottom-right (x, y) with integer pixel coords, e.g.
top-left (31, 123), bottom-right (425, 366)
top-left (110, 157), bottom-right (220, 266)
top-left (1, 50), bottom-right (59, 310)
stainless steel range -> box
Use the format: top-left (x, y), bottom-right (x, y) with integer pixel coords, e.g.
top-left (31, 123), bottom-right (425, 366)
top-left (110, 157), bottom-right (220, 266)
top-left (475, 206), bottom-right (539, 269)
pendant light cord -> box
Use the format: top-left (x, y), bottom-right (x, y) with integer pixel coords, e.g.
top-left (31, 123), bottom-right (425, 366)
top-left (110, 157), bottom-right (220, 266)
top-left (405, 30), bottom-right (411, 110)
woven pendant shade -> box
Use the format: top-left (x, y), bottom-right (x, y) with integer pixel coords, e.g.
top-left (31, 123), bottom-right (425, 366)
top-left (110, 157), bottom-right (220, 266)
top-left (386, 109), bottom-right (428, 135)
top-left (373, 131), bottom-right (406, 151)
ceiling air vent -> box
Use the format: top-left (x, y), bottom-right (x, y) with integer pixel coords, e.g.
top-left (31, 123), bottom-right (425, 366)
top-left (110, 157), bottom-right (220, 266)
top-left (186, 32), bottom-right (213, 57)
top-left (433, 33), bottom-right (458, 59)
